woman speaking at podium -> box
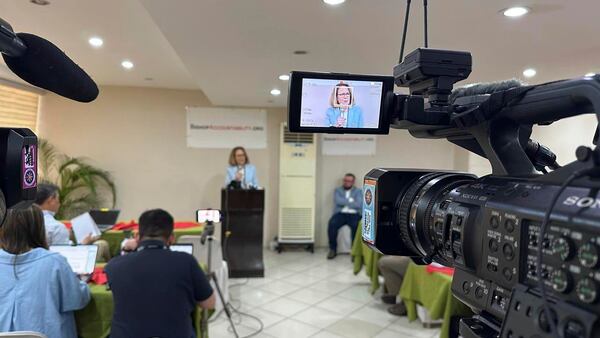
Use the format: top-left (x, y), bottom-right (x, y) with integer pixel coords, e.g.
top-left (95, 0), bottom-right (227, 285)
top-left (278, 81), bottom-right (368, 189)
top-left (225, 146), bottom-right (259, 189)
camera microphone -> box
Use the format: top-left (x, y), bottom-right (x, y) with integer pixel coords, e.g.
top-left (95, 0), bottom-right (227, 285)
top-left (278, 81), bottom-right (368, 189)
top-left (0, 18), bottom-right (99, 103)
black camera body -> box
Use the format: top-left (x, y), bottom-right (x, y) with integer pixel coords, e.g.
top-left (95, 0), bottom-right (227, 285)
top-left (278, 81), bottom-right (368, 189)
top-left (287, 44), bottom-right (600, 337)
top-left (365, 168), bottom-right (600, 337)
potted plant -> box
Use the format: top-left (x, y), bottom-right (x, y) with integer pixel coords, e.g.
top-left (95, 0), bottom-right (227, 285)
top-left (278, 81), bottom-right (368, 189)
top-left (38, 139), bottom-right (117, 219)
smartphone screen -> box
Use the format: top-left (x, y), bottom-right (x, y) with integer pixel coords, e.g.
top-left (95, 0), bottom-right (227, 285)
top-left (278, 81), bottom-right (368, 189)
top-left (196, 209), bottom-right (221, 223)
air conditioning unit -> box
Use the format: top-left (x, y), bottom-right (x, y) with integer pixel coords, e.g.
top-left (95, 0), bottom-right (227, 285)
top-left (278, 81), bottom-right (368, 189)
top-left (277, 123), bottom-right (317, 253)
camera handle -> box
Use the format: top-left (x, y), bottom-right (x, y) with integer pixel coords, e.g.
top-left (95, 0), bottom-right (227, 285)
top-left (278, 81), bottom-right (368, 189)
top-left (449, 77), bottom-right (600, 176)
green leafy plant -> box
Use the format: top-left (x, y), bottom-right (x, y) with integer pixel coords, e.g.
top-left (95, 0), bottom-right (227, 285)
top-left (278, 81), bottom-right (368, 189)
top-left (38, 139), bottom-right (116, 219)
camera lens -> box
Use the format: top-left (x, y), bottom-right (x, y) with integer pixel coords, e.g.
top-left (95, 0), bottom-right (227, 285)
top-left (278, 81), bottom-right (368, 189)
top-left (396, 172), bottom-right (475, 264)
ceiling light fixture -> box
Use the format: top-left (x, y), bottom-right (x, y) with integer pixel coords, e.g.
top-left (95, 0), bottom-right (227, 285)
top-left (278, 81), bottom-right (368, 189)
top-left (522, 68), bottom-right (536, 78)
top-left (270, 89), bottom-right (281, 96)
top-left (323, 0), bottom-right (346, 5)
top-left (279, 74), bottom-right (290, 81)
top-left (121, 60), bottom-right (134, 70)
top-left (88, 37), bottom-right (104, 48)
top-left (502, 6), bottom-right (530, 18)
top-left (585, 72), bottom-right (596, 77)
top-left (293, 50), bottom-right (308, 55)
top-left (30, 0), bottom-right (50, 5)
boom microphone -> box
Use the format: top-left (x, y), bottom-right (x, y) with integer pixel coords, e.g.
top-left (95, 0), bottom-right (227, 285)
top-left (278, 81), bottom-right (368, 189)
top-left (2, 33), bottom-right (99, 102)
top-left (0, 18), bottom-right (26, 57)
top-left (1, 17), bottom-right (99, 103)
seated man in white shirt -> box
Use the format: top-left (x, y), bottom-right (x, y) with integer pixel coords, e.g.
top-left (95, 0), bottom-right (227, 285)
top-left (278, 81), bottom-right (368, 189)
top-left (35, 183), bottom-right (111, 262)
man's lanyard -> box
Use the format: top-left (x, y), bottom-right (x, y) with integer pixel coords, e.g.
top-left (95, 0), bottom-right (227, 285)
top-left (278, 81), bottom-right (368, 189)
top-left (137, 243), bottom-right (167, 252)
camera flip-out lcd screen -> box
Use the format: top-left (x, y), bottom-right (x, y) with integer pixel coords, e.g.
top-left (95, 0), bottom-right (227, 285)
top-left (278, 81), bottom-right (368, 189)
top-left (288, 72), bottom-right (393, 134)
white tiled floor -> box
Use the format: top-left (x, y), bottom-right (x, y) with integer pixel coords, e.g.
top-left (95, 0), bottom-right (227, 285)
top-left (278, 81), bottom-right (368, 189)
top-left (209, 249), bottom-right (440, 338)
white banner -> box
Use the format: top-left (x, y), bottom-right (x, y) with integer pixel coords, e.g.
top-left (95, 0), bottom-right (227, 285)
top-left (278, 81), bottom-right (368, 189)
top-left (321, 134), bottom-right (377, 156)
top-left (186, 107), bottom-right (267, 149)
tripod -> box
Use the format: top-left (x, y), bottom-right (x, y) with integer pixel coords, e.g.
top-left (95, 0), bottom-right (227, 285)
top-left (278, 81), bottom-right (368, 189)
top-left (200, 221), bottom-right (239, 338)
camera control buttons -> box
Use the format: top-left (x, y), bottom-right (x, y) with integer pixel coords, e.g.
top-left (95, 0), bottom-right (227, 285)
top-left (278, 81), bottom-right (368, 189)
top-left (462, 281), bottom-right (471, 294)
top-left (490, 216), bottom-right (500, 229)
top-left (576, 278), bottom-right (599, 304)
top-left (502, 268), bottom-right (513, 281)
top-left (564, 319), bottom-right (586, 338)
top-left (504, 219), bottom-right (516, 233)
top-left (503, 243), bottom-right (514, 261)
top-left (578, 242), bottom-right (599, 268)
top-left (489, 239), bottom-right (499, 252)
top-left (552, 236), bottom-right (574, 261)
top-left (550, 269), bottom-right (572, 293)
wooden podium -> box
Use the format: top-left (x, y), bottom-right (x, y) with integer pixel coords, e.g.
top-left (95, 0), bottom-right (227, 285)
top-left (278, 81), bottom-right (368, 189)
top-left (220, 189), bottom-right (265, 278)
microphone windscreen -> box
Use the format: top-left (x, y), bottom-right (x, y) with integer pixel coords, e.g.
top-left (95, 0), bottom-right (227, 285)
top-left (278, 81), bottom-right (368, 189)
top-left (2, 33), bottom-right (99, 102)
top-left (449, 79), bottom-right (523, 103)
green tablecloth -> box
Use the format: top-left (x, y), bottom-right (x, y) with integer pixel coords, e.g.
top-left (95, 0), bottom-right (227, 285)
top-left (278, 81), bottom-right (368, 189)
top-left (399, 263), bottom-right (473, 338)
top-left (101, 225), bottom-right (204, 257)
top-left (350, 225), bottom-right (382, 294)
top-left (75, 284), bottom-right (205, 338)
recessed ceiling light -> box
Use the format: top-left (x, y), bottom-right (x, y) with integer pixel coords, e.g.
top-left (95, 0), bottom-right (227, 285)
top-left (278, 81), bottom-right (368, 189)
top-left (88, 37), bottom-right (104, 48)
top-left (522, 68), bottom-right (536, 78)
top-left (270, 89), bottom-right (281, 96)
top-left (323, 0), bottom-right (346, 5)
top-left (502, 6), bottom-right (530, 17)
top-left (30, 0), bottom-right (50, 5)
top-left (585, 72), bottom-right (596, 77)
top-left (279, 74), bottom-right (290, 81)
top-left (121, 60), bottom-right (134, 70)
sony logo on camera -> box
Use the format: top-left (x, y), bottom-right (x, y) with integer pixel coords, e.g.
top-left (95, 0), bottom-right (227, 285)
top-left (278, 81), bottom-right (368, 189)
top-left (563, 195), bottom-right (600, 208)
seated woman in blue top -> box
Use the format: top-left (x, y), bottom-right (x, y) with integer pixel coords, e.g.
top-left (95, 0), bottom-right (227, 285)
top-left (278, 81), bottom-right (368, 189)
top-left (325, 82), bottom-right (364, 128)
top-left (225, 146), bottom-right (259, 189)
top-left (0, 205), bottom-right (90, 338)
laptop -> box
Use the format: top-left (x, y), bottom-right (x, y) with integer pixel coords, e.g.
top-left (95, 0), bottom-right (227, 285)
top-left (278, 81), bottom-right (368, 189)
top-left (49, 245), bottom-right (98, 275)
top-left (170, 244), bottom-right (194, 255)
top-left (89, 209), bottom-right (120, 231)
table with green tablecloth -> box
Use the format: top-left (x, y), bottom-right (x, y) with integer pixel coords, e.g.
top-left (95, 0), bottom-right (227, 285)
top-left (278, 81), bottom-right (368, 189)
top-left (350, 224), bottom-right (382, 294)
top-left (399, 263), bottom-right (473, 338)
top-left (101, 225), bottom-right (204, 257)
top-left (75, 282), bottom-right (205, 338)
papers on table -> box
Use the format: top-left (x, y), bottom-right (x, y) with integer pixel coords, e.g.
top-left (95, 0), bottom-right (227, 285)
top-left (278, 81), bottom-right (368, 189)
top-left (50, 245), bottom-right (98, 274)
top-left (71, 212), bottom-right (101, 244)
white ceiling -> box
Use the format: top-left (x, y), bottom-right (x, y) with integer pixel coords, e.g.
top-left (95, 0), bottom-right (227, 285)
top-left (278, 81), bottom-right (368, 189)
top-left (2, 0), bottom-right (600, 107)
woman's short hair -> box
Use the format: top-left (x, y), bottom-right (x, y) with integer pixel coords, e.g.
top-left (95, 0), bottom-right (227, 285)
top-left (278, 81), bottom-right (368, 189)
top-left (0, 205), bottom-right (48, 254)
top-left (228, 146), bottom-right (250, 166)
top-left (330, 82), bottom-right (355, 108)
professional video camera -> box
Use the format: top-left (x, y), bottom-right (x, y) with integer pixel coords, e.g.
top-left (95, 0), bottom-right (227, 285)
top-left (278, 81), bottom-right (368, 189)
top-left (0, 17), bottom-right (98, 224)
top-left (287, 2), bottom-right (600, 338)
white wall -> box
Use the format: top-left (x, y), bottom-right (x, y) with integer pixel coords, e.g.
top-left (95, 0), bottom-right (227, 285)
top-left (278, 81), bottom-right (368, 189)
top-left (38, 86), bottom-right (286, 245)
top-left (532, 114), bottom-right (597, 165)
top-left (38, 85), bottom-right (465, 247)
top-left (465, 114), bottom-right (598, 176)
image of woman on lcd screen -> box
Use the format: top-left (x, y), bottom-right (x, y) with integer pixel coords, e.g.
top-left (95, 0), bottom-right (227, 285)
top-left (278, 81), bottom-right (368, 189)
top-left (324, 82), bottom-right (364, 128)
